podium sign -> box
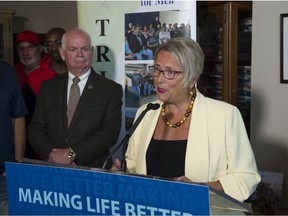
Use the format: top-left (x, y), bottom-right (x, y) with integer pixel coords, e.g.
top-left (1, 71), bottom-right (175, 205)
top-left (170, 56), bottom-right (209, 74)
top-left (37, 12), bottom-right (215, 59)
top-left (5, 162), bottom-right (210, 215)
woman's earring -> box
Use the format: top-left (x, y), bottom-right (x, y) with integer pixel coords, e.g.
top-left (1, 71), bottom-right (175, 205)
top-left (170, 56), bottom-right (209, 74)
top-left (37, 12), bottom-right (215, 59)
top-left (189, 88), bottom-right (193, 96)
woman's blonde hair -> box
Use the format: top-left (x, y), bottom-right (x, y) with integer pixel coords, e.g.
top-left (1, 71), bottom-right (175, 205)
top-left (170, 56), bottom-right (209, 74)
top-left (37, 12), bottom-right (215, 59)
top-left (154, 37), bottom-right (204, 87)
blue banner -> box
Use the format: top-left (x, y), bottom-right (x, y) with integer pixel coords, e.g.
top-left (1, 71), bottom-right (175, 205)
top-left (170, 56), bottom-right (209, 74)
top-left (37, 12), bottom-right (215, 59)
top-left (5, 162), bottom-right (209, 215)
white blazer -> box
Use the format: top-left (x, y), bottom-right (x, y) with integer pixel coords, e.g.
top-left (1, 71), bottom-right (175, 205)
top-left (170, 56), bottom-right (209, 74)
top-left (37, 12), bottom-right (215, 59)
top-left (125, 90), bottom-right (260, 202)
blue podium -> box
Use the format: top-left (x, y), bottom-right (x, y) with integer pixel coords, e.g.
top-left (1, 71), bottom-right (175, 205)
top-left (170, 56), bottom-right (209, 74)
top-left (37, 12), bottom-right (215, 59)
top-left (5, 159), bottom-right (251, 215)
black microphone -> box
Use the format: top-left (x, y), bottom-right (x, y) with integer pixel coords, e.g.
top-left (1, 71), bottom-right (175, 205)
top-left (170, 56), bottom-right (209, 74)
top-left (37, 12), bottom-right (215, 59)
top-left (102, 103), bottom-right (160, 170)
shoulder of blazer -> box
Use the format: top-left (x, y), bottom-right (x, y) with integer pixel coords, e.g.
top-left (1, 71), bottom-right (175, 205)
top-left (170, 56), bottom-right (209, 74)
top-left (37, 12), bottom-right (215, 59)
top-left (197, 92), bottom-right (237, 116)
top-left (90, 68), bottom-right (122, 88)
top-left (89, 68), bottom-right (101, 80)
top-left (39, 72), bottom-right (67, 88)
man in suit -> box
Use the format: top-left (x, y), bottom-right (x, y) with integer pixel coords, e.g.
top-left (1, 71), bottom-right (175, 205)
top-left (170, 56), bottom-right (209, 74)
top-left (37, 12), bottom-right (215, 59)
top-left (28, 28), bottom-right (123, 168)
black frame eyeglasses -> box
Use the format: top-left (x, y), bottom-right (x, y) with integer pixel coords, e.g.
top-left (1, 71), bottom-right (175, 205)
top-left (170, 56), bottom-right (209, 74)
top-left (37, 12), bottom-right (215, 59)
top-left (45, 40), bottom-right (62, 47)
top-left (148, 66), bottom-right (182, 80)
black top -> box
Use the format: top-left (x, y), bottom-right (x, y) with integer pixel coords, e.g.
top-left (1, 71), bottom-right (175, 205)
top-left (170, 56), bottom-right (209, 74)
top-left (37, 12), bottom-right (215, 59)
top-left (146, 137), bottom-right (187, 178)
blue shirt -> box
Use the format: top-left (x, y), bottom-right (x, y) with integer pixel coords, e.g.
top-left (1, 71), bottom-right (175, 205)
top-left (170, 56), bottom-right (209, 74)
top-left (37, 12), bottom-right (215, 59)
top-left (0, 60), bottom-right (27, 171)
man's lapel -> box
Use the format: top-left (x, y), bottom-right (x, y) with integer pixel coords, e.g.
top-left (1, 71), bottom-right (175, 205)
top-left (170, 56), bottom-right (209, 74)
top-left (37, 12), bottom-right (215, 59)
top-left (57, 73), bottom-right (69, 129)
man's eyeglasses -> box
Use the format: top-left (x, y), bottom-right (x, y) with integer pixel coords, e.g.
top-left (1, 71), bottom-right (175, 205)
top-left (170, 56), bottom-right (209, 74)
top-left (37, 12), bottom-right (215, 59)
top-left (45, 40), bottom-right (62, 47)
top-left (17, 45), bottom-right (38, 53)
top-left (148, 66), bottom-right (182, 80)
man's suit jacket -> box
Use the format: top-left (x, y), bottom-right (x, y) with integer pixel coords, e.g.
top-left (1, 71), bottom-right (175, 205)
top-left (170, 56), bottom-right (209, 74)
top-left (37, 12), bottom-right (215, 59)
top-left (28, 70), bottom-right (123, 168)
top-left (129, 34), bottom-right (147, 53)
top-left (125, 90), bottom-right (260, 202)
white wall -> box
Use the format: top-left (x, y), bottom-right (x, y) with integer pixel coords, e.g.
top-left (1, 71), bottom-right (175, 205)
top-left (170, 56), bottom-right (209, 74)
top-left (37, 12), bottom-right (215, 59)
top-left (0, 1), bottom-right (77, 33)
top-left (251, 1), bottom-right (288, 209)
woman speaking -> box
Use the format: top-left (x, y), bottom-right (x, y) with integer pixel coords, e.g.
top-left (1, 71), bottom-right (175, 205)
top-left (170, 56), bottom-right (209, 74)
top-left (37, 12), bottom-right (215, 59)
top-left (112, 37), bottom-right (260, 202)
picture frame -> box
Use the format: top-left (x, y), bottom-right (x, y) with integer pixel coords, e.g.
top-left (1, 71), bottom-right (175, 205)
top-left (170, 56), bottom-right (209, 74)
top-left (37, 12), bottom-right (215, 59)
top-left (280, 13), bottom-right (288, 83)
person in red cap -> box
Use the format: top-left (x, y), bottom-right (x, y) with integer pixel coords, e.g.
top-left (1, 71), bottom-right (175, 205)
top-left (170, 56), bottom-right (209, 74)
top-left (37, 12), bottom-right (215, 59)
top-left (14, 30), bottom-right (56, 91)
top-left (14, 30), bottom-right (57, 159)
top-left (15, 30), bottom-right (43, 88)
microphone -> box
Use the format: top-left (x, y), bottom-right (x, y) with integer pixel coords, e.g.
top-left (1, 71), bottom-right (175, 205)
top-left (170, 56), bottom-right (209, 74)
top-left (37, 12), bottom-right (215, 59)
top-left (102, 103), bottom-right (160, 170)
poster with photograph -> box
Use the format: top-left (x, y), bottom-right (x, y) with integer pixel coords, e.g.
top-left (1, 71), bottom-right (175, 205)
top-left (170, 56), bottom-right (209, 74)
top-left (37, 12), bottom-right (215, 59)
top-left (78, 1), bottom-right (196, 134)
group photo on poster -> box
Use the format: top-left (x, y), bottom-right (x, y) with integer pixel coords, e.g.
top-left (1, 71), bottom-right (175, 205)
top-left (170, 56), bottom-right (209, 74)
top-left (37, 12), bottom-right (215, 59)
top-left (124, 9), bottom-right (192, 130)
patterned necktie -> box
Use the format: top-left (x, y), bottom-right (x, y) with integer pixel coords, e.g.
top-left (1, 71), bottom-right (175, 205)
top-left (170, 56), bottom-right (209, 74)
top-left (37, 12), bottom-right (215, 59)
top-left (67, 77), bottom-right (80, 126)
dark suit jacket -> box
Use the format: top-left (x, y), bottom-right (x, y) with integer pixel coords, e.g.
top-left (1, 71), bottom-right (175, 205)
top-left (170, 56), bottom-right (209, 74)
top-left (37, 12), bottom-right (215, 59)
top-left (28, 69), bottom-right (123, 168)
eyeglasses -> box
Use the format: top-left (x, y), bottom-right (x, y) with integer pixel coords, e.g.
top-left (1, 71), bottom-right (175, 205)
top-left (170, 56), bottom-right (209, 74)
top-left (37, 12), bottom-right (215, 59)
top-left (148, 66), bottom-right (182, 80)
top-left (17, 45), bottom-right (38, 53)
top-left (45, 40), bottom-right (62, 47)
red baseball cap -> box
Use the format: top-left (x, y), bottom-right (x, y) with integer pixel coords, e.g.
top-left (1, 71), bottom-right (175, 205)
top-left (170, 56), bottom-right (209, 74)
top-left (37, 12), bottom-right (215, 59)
top-left (16, 30), bottom-right (41, 45)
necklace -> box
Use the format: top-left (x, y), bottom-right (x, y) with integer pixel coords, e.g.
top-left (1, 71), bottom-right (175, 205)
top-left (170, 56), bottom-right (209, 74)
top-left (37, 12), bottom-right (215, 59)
top-left (161, 87), bottom-right (197, 128)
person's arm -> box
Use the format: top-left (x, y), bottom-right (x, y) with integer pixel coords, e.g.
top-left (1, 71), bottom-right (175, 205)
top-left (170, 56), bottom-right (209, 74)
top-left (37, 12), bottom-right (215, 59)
top-left (176, 103), bottom-right (259, 201)
top-left (158, 32), bottom-right (163, 44)
top-left (218, 107), bottom-right (260, 201)
top-left (28, 81), bottom-right (57, 160)
top-left (126, 73), bottom-right (133, 78)
top-left (13, 116), bottom-right (26, 161)
top-left (125, 40), bottom-right (132, 55)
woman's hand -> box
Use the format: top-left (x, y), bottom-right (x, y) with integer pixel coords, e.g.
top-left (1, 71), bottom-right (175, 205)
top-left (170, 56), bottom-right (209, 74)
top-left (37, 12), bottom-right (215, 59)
top-left (173, 176), bottom-right (224, 192)
top-left (206, 180), bottom-right (224, 192)
top-left (110, 158), bottom-right (121, 171)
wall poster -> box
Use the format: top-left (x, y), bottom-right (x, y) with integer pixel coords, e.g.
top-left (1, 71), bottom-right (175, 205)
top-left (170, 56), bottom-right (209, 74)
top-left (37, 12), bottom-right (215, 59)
top-left (78, 0), bottom-right (196, 150)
